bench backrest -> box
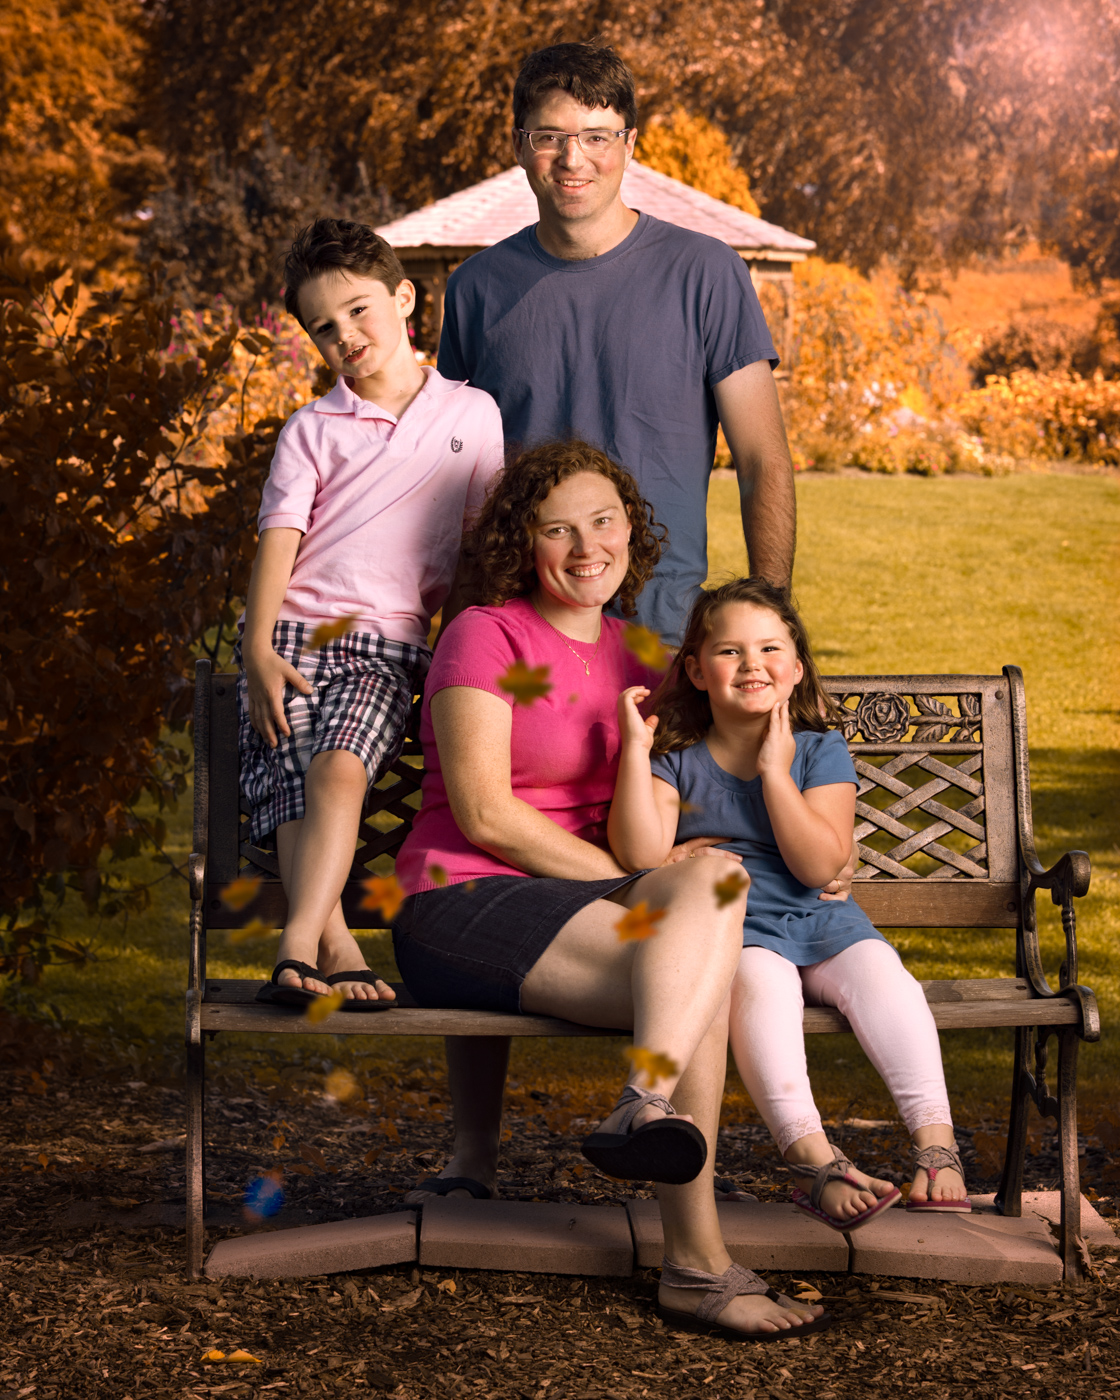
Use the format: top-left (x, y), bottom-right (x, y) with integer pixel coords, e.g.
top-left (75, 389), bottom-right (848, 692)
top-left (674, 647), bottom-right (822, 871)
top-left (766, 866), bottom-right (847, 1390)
top-left (193, 661), bottom-right (1028, 933)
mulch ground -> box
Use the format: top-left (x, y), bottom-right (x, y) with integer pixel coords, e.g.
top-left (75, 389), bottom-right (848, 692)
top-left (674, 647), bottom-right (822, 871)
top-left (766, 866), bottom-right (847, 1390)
top-left (2, 1013), bottom-right (1118, 1400)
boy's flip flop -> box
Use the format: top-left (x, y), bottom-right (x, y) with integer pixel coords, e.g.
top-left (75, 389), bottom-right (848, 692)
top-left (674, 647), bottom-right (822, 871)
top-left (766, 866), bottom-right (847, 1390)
top-left (325, 969), bottom-right (396, 1012)
top-left (581, 1084), bottom-right (707, 1185)
top-left (789, 1148), bottom-right (901, 1232)
top-left (255, 959), bottom-right (329, 1008)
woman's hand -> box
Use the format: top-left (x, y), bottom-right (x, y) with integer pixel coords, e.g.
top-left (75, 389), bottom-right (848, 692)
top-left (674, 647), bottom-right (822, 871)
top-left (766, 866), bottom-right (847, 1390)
top-left (617, 686), bottom-right (658, 751)
top-left (245, 646), bottom-right (312, 747)
top-left (756, 700), bottom-right (796, 777)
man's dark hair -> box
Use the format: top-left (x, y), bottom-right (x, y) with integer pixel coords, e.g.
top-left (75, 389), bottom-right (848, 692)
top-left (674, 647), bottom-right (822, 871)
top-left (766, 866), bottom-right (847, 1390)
top-left (282, 218), bottom-right (405, 326)
top-left (513, 42), bottom-right (637, 131)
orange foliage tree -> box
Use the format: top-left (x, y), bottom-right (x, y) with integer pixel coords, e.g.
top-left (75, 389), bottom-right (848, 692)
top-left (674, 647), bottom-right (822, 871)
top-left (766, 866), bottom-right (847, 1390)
top-left (0, 236), bottom-right (281, 976)
top-left (637, 111), bottom-right (759, 215)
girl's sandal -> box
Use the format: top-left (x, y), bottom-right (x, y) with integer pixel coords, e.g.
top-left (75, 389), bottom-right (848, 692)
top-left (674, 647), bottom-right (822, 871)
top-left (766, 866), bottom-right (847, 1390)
top-left (658, 1257), bottom-right (833, 1341)
top-left (324, 970), bottom-right (397, 1013)
top-left (906, 1143), bottom-right (972, 1212)
top-left (580, 1084), bottom-right (707, 1184)
top-left (255, 959), bottom-right (328, 1008)
top-left (788, 1146), bottom-right (901, 1232)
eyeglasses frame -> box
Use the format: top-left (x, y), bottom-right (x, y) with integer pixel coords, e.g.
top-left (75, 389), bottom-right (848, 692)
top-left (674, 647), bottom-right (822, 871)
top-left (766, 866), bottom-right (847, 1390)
top-left (515, 127), bottom-right (634, 157)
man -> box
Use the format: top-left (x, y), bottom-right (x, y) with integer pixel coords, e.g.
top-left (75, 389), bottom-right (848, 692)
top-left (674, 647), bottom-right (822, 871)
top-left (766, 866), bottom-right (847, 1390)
top-left (412, 41), bottom-right (803, 1208)
top-left (438, 41), bottom-right (795, 644)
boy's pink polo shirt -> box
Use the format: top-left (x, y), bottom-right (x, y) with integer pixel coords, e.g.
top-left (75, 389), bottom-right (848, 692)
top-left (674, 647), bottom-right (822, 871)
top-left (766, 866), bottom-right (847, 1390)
top-left (258, 367), bottom-right (504, 649)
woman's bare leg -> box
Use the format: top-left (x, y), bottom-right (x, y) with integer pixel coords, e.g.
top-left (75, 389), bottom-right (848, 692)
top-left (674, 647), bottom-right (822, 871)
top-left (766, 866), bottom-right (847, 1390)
top-left (658, 1003), bottom-right (825, 1334)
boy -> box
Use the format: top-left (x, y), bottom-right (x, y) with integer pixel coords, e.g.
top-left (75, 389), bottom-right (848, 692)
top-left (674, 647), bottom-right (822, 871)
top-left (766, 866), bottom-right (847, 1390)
top-left (239, 217), bottom-right (503, 1007)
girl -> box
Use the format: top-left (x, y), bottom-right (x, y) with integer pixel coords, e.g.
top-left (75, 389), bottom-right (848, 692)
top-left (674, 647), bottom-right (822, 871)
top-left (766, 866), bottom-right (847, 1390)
top-left (608, 577), bottom-right (970, 1230)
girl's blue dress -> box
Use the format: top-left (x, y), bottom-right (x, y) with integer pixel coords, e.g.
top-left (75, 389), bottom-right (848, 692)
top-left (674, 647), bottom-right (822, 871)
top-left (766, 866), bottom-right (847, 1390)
top-left (650, 729), bottom-right (887, 965)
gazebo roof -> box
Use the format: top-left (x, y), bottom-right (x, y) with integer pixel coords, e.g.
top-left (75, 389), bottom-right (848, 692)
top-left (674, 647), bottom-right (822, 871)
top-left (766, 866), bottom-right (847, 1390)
top-left (376, 161), bottom-right (815, 261)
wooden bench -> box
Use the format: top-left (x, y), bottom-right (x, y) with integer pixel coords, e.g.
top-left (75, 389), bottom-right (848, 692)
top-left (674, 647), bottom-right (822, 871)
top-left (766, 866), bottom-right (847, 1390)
top-left (186, 660), bottom-right (1099, 1281)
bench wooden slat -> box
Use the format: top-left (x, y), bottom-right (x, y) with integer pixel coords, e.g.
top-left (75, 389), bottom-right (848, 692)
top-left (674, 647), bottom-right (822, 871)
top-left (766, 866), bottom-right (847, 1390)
top-left (198, 977), bottom-right (1080, 1037)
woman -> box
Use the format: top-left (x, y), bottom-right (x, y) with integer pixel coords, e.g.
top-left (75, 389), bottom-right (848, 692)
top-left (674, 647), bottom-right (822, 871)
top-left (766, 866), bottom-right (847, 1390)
top-left (392, 441), bottom-right (829, 1340)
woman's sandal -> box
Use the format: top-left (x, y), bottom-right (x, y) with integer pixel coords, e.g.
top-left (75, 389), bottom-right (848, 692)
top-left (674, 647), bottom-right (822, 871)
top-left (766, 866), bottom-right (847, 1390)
top-left (905, 1142), bottom-right (972, 1212)
top-left (255, 959), bottom-right (328, 1008)
top-left (325, 970), bottom-right (396, 1013)
top-left (658, 1257), bottom-right (833, 1341)
top-left (788, 1145), bottom-right (901, 1232)
top-left (580, 1084), bottom-right (707, 1184)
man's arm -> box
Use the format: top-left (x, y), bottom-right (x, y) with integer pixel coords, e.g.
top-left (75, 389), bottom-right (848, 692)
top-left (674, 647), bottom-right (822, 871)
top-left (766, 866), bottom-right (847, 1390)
top-left (712, 359), bottom-right (796, 588)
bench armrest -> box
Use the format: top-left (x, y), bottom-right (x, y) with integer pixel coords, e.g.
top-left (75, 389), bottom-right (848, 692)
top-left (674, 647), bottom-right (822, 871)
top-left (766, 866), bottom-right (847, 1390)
top-left (1005, 666), bottom-right (1092, 1000)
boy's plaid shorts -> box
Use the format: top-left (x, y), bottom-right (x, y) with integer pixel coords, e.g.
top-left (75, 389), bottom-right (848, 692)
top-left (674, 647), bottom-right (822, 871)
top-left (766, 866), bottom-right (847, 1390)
top-left (236, 620), bottom-right (427, 843)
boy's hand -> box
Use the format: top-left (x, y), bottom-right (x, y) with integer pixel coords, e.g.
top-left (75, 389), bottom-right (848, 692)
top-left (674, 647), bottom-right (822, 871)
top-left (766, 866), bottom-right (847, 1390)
top-left (245, 647), bottom-right (312, 747)
top-left (757, 700), bottom-right (797, 777)
top-left (617, 685), bottom-right (658, 751)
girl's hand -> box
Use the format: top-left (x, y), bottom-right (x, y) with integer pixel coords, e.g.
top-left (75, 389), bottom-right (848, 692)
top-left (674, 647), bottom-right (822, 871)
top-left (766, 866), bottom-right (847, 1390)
top-left (662, 836), bottom-right (743, 866)
top-left (245, 646), bottom-right (312, 747)
top-left (617, 685), bottom-right (658, 751)
top-left (757, 700), bottom-right (796, 777)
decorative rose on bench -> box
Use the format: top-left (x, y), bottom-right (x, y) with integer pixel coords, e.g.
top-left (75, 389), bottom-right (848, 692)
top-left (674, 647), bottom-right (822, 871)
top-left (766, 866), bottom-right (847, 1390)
top-left (855, 692), bottom-right (912, 742)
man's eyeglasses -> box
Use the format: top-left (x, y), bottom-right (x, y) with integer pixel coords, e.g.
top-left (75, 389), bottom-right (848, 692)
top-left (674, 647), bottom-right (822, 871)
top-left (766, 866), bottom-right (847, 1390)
top-left (517, 128), bottom-right (632, 156)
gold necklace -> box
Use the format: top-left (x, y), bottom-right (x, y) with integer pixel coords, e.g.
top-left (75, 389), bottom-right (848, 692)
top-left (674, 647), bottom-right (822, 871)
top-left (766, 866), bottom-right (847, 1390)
top-left (531, 600), bottom-right (603, 676)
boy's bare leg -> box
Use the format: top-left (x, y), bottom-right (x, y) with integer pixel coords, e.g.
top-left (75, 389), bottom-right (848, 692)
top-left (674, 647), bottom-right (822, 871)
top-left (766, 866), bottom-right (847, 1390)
top-left (403, 1036), bottom-right (510, 1202)
top-left (657, 1005), bottom-right (825, 1335)
top-left (271, 749), bottom-right (380, 996)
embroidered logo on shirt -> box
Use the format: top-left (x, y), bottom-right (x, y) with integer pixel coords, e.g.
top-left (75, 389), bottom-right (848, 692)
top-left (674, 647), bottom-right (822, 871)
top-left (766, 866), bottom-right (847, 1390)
top-left (451, 437), bottom-right (463, 452)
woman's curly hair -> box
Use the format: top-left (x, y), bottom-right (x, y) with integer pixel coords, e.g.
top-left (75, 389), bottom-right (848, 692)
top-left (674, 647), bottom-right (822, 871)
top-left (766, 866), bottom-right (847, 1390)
top-left (650, 576), bottom-right (844, 755)
top-left (460, 440), bottom-right (666, 615)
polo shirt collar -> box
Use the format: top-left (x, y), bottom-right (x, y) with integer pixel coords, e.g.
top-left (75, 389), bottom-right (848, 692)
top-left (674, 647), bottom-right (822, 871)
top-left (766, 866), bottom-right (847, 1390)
top-left (312, 365), bottom-right (465, 422)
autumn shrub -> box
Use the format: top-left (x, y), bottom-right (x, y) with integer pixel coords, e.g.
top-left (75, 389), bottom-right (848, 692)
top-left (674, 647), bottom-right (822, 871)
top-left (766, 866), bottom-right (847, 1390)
top-left (970, 317), bottom-right (1093, 384)
top-left (638, 110), bottom-right (760, 214)
top-left (0, 235), bottom-right (281, 978)
top-left (956, 370), bottom-right (1120, 465)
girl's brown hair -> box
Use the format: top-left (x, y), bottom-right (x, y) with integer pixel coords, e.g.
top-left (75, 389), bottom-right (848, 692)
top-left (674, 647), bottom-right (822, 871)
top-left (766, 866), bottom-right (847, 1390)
top-left (459, 440), bottom-right (665, 616)
top-left (650, 577), bottom-right (843, 755)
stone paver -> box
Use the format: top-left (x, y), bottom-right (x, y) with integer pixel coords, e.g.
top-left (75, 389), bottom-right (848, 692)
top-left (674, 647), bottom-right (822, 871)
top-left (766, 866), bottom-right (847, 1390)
top-left (972, 1192), bottom-right (1117, 1248)
top-left (849, 1205), bottom-right (1062, 1285)
top-left (206, 1211), bottom-right (417, 1279)
top-left (627, 1198), bottom-right (849, 1272)
top-left (419, 1198), bottom-right (633, 1276)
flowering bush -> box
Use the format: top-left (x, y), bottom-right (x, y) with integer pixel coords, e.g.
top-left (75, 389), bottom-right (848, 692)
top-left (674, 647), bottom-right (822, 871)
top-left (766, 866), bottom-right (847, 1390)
top-left (956, 370), bottom-right (1120, 465)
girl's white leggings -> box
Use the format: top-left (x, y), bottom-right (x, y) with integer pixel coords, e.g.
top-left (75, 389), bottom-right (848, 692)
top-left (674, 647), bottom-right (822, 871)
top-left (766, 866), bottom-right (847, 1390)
top-left (729, 939), bottom-right (954, 1154)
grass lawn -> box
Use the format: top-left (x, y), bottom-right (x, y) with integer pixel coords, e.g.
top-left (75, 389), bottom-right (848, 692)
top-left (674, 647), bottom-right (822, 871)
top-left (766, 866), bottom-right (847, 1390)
top-left (14, 472), bottom-right (1120, 1131)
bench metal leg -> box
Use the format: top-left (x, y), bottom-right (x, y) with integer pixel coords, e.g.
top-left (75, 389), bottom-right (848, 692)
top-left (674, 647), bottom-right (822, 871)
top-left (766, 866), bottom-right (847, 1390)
top-left (186, 992), bottom-right (206, 1281)
top-left (1056, 1027), bottom-right (1086, 1285)
top-left (995, 1025), bottom-right (1030, 1218)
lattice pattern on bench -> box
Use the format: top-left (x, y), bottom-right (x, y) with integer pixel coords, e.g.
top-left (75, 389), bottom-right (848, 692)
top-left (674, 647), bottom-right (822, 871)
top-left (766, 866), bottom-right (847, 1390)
top-left (821, 677), bottom-right (1014, 885)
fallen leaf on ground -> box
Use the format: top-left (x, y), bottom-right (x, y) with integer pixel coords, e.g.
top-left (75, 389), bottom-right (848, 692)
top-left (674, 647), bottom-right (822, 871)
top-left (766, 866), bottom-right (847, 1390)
top-left (713, 870), bottom-right (749, 906)
top-left (614, 900), bottom-right (666, 942)
top-left (438, 1279), bottom-right (456, 1294)
top-left (304, 988), bottom-right (344, 1023)
top-left (307, 614), bottom-right (359, 649)
top-left (498, 659), bottom-right (552, 705)
top-left (220, 876), bottom-right (262, 911)
top-left (624, 1046), bottom-right (678, 1086)
top-left (360, 874), bottom-right (405, 922)
top-left (623, 624), bottom-right (672, 671)
top-left (383, 1287), bottom-right (424, 1312)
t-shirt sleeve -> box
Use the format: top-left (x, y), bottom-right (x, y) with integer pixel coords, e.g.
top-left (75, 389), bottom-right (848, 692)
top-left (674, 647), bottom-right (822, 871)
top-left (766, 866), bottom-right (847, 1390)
top-left (800, 728), bottom-right (859, 790)
top-left (424, 607), bottom-right (516, 706)
top-left (649, 749), bottom-right (683, 791)
top-left (702, 246), bottom-right (780, 384)
top-left (258, 413), bottom-right (319, 532)
top-left (464, 394), bottom-right (505, 524)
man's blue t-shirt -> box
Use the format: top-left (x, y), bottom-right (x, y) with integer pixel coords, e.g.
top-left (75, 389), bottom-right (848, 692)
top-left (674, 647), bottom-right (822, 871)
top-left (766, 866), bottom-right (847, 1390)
top-left (651, 730), bottom-right (890, 966)
top-left (437, 213), bottom-right (778, 644)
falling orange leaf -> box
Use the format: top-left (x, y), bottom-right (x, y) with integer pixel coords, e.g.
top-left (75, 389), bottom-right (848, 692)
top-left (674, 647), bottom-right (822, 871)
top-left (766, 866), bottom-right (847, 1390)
top-left (220, 876), bottom-right (262, 911)
top-left (307, 614), bottom-right (359, 649)
top-left (623, 624), bottom-right (672, 671)
top-left (614, 900), bottom-right (667, 942)
top-left (324, 1067), bottom-right (362, 1104)
top-left (304, 987), bottom-right (344, 1024)
top-left (624, 1045), bottom-right (679, 1087)
top-left (464, 880), bottom-right (477, 892)
top-left (360, 875), bottom-right (405, 922)
top-left (678, 800), bottom-right (703, 814)
top-left (427, 863), bottom-right (449, 887)
top-left (498, 659), bottom-right (553, 705)
top-left (714, 870), bottom-right (749, 907)
top-left (271, 1134), bottom-right (286, 1151)
top-left (229, 917), bottom-right (276, 945)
